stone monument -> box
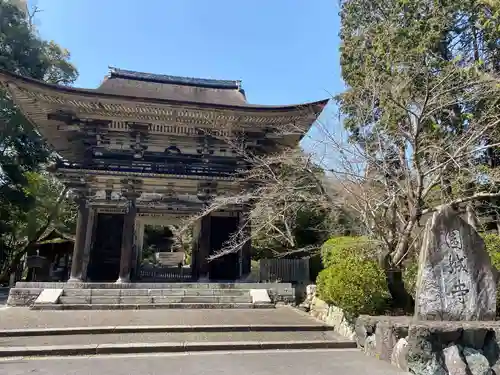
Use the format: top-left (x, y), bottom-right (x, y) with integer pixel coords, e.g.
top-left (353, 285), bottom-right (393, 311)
top-left (414, 205), bottom-right (496, 321)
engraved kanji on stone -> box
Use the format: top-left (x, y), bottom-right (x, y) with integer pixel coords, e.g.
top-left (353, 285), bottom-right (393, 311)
top-left (446, 230), bottom-right (462, 250)
top-left (448, 252), bottom-right (468, 274)
top-left (450, 282), bottom-right (470, 304)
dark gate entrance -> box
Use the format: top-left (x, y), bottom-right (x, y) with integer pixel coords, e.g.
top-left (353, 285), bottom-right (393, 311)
top-left (209, 216), bottom-right (240, 281)
top-left (87, 214), bottom-right (124, 282)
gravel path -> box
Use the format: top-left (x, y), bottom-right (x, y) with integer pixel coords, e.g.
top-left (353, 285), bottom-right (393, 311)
top-left (0, 306), bottom-right (321, 329)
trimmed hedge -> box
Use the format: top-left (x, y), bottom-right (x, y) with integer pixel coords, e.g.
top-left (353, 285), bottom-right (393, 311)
top-left (316, 236), bottom-right (389, 320)
top-left (320, 236), bottom-right (379, 268)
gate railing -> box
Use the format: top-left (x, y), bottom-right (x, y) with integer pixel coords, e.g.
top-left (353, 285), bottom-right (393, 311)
top-left (259, 258), bottom-right (310, 283)
top-left (139, 264), bottom-right (192, 282)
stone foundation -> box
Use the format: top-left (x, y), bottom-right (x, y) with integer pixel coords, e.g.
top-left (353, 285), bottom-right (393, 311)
top-left (356, 315), bottom-right (500, 375)
top-left (297, 284), bottom-right (356, 340)
top-left (7, 282), bottom-right (295, 307)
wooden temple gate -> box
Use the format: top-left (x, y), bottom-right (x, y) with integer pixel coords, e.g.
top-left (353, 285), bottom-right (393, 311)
top-left (0, 67), bottom-right (326, 283)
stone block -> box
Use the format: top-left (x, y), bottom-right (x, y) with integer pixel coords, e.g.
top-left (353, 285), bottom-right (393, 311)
top-left (355, 315), bottom-right (378, 347)
top-left (153, 296), bottom-right (183, 303)
top-left (183, 289), bottom-right (215, 296)
top-left (118, 289), bottom-right (148, 297)
top-left (34, 289), bottom-right (63, 304)
top-left (363, 335), bottom-right (377, 357)
top-left (181, 296), bottom-right (218, 303)
top-left (90, 297), bottom-right (120, 304)
top-left (444, 345), bottom-right (469, 375)
top-left (249, 289), bottom-right (271, 304)
top-left (321, 304), bottom-right (356, 340)
top-left (415, 206), bottom-right (496, 321)
top-left (59, 296), bottom-right (91, 304)
top-left (120, 297), bottom-right (153, 304)
top-left (62, 289), bottom-right (91, 297)
top-left (217, 296), bottom-right (252, 303)
top-left (391, 338), bottom-right (409, 371)
top-left (375, 321), bottom-right (398, 361)
top-left (7, 288), bottom-right (42, 306)
top-left (409, 322), bottom-right (463, 347)
top-left (463, 347), bottom-right (492, 375)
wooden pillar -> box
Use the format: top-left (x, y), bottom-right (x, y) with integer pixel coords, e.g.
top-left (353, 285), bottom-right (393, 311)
top-left (116, 193), bottom-right (138, 283)
top-left (135, 221), bottom-right (145, 260)
top-left (68, 196), bottom-right (90, 282)
top-left (80, 208), bottom-right (96, 281)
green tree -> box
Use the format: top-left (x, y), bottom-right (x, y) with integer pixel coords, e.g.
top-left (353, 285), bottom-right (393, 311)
top-left (0, 172), bottom-right (76, 281)
top-left (335, 0), bottom-right (500, 308)
top-left (0, 0), bottom-right (78, 282)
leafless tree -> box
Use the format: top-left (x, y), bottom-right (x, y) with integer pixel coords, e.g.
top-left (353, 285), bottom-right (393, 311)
top-left (181, 58), bottom-right (500, 304)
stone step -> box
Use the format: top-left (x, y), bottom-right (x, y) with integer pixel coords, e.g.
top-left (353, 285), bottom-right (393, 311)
top-left (15, 282), bottom-right (294, 293)
top-left (7, 283), bottom-right (295, 308)
top-left (58, 295), bottom-right (252, 305)
top-left (32, 303), bottom-right (275, 310)
top-left (62, 289), bottom-right (251, 297)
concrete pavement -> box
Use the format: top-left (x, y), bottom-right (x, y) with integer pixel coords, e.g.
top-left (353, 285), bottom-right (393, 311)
top-left (0, 306), bottom-right (356, 357)
top-left (0, 349), bottom-right (408, 375)
top-left (0, 330), bottom-right (345, 346)
top-left (0, 306), bottom-right (319, 329)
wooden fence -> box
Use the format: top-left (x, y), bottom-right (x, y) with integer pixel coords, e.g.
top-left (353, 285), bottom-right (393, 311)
top-left (139, 265), bottom-right (192, 282)
top-left (259, 258), bottom-right (310, 283)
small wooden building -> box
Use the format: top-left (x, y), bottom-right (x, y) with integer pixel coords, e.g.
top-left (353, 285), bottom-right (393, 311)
top-left (26, 229), bottom-right (75, 282)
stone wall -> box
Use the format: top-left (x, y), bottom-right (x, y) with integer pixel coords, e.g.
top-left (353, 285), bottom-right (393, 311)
top-left (298, 284), bottom-right (356, 340)
top-left (356, 315), bottom-right (500, 375)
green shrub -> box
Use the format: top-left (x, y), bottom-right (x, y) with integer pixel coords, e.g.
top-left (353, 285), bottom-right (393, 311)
top-left (402, 259), bottom-right (418, 298)
top-left (483, 233), bottom-right (500, 315)
top-left (320, 236), bottom-right (378, 268)
top-left (484, 233), bottom-right (500, 269)
top-left (316, 240), bottom-right (389, 320)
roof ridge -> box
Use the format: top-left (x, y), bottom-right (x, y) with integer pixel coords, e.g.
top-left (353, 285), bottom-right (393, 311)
top-left (108, 67), bottom-right (242, 90)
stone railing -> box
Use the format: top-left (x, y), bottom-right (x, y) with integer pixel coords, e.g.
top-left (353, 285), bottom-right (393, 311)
top-left (356, 315), bottom-right (500, 375)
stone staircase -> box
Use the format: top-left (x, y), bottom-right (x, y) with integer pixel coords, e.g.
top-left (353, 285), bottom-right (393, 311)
top-left (7, 282), bottom-right (295, 310)
top-left (45, 288), bottom-right (268, 310)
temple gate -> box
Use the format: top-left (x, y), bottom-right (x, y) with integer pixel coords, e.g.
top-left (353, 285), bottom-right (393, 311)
top-left (0, 67), bottom-right (326, 283)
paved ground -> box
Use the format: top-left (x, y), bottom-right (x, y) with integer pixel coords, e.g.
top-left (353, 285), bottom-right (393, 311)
top-left (0, 331), bottom-right (342, 347)
top-left (0, 349), bottom-right (408, 375)
top-left (0, 306), bottom-right (320, 329)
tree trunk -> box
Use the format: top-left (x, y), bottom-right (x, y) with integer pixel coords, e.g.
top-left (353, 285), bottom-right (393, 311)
top-left (385, 268), bottom-right (414, 314)
top-left (0, 251), bottom-right (25, 284)
top-left (379, 250), bottom-right (414, 314)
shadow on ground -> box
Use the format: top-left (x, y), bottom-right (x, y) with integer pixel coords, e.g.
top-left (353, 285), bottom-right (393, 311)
top-left (0, 288), bottom-right (9, 305)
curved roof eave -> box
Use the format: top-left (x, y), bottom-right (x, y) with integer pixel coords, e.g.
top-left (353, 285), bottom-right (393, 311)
top-left (0, 69), bottom-right (330, 113)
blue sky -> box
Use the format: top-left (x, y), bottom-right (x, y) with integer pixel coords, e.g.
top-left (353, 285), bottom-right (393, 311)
top-left (28, 0), bottom-right (343, 152)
